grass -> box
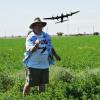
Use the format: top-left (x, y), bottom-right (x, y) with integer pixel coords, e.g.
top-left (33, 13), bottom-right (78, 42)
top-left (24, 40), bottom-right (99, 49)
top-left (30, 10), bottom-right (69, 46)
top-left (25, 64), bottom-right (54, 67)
top-left (0, 36), bottom-right (100, 99)
top-left (52, 36), bottom-right (100, 70)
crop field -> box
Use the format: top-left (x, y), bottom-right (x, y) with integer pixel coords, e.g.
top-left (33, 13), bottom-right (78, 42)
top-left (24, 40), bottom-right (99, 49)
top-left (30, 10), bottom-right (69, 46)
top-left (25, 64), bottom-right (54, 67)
top-left (0, 36), bottom-right (100, 100)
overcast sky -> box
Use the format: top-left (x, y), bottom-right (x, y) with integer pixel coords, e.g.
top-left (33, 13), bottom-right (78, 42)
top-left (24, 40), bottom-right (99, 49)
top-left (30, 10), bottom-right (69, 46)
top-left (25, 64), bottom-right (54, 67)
top-left (0, 0), bottom-right (100, 36)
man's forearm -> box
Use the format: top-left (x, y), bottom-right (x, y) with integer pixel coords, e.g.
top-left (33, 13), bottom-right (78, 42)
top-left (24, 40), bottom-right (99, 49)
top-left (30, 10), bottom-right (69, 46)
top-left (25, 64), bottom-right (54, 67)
top-left (52, 48), bottom-right (57, 56)
top-left (52, 47), bottom-right (61, 61)
top-left (30, 44), bottom-right (39, 52)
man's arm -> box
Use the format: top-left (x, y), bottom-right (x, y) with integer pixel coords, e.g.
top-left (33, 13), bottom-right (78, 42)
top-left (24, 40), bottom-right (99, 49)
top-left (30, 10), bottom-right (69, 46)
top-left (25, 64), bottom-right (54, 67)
top-left (30, 40), bottom-right (40, 52)
top-left (30, 43), bottom-right (39, 52)
top-left (52, 48), bottom-right (61, 61)
top-left (45, 33), bottom-right (61, 61)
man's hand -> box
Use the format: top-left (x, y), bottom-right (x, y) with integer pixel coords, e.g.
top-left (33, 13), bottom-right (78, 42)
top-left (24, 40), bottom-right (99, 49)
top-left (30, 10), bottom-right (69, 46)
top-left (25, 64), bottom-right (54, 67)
top-left (35, 39), bottom-right (40, 45)
top-left (30, 39), bottom-right (40, 52)
top-left (55, 54), bottom-right (61, 61)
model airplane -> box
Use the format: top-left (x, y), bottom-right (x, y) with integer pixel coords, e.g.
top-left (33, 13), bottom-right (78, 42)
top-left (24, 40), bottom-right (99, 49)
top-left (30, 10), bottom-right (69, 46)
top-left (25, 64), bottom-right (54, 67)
top-left (43, 11), bottom-right (80, 24)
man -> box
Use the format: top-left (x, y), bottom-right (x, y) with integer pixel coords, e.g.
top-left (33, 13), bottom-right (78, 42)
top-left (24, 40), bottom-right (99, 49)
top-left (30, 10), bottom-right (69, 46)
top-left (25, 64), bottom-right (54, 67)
top-left (23, 17), bottom-right (61, 96)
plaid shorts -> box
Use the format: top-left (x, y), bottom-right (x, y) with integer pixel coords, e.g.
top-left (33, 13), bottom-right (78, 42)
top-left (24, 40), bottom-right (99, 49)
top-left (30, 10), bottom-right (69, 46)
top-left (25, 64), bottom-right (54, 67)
top-left (26, 67), bottom-right (49, 86)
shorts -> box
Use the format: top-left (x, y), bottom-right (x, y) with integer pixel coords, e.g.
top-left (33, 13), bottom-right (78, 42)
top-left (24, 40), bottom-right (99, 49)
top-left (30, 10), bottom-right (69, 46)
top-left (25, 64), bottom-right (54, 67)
top-left (25, 67), bottom-right (49, 86)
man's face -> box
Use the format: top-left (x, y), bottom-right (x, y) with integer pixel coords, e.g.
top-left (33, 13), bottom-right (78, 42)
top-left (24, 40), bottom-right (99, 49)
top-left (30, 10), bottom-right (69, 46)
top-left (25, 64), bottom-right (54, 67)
top-left (32, 23), bottom-right (43, 34)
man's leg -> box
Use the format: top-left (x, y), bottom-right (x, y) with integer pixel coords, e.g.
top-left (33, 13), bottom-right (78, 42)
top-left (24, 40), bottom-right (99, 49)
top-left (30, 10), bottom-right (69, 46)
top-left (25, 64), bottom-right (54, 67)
top-left (23, 83), bottom-right (31, 96)
top-left (38, 84), bottom-right (45, 93)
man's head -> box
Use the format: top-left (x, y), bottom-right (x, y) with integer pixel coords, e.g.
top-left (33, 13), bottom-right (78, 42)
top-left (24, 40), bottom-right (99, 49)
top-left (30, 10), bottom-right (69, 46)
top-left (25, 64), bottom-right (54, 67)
top-left (29, 17), bottom-right (47, 34)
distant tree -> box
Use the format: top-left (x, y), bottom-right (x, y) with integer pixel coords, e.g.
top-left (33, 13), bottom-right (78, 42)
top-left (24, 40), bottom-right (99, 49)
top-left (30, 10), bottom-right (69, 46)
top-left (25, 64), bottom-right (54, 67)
top-left (93, 32), bottom-right (99, 35)
top-left (56, 32), bottom-right (64, 36)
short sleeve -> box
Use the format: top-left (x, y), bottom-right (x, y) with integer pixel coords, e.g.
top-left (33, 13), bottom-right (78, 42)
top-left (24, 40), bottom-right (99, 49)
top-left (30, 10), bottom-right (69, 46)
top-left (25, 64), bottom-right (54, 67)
top-left (45, 33), bottom-right (53, 48)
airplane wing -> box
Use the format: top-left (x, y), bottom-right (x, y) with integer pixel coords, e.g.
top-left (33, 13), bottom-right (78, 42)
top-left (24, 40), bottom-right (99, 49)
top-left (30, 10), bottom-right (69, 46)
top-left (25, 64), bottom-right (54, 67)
top-left (70, 11), bottom-right (80, 16)
top-left (63, 11), bottom-right (80, 17)
top-left (43, 17), bottom-right (54, 20)
top-left (43, 16), bottom-right (62, 20)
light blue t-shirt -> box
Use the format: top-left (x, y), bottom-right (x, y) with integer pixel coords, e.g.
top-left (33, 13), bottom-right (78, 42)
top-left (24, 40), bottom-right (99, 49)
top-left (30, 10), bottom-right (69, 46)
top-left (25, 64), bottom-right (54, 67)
top-left (24, 31), bottom-right (53, 69)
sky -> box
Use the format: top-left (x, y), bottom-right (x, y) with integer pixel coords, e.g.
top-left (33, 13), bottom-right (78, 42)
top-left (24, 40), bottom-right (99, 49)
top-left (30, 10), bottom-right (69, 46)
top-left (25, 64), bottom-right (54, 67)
top-left (0, 0), bottom-right (100, 37)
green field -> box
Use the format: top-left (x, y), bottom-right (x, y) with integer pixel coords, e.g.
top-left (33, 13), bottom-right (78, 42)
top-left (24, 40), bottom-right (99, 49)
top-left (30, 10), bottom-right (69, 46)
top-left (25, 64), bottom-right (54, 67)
top-left (0, 36), bottom-right (100, 100)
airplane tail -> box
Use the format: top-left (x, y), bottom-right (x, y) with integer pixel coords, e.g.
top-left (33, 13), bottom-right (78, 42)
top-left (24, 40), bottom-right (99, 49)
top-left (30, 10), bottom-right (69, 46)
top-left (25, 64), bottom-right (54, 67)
top-left (55, 20), bottom-right (68, 24)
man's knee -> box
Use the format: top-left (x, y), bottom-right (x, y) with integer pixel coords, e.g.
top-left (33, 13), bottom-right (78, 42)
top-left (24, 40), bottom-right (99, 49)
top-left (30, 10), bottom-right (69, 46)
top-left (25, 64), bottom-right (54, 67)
top-left (23, 83), bottom-right (31, 95)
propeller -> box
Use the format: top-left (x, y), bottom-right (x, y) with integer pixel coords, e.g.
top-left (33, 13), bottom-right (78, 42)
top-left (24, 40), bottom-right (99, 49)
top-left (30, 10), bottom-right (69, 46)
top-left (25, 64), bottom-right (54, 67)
top-left (65, 11), bottom-right (69, 19)
top-left (56, 14), bottom-right (59, 20)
